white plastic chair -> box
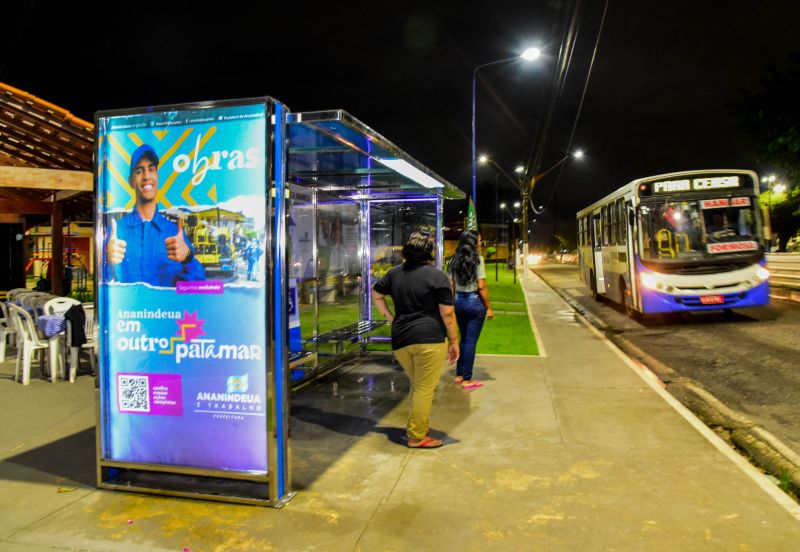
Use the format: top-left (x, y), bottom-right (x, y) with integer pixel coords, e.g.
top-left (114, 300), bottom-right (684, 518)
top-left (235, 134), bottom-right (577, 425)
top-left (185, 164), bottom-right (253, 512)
top-left (31, 294), bottom-right (56, 320)
top-left (68, 303), bottom-right (96, 382)
top-left (43, 297), bottom-right (81, 379)
top-left (6, 288), bottom-right (30, 303)
top-left (0, 301), bottom-right (16, 362)
top-left (44, 297), bottom-right (81, 316)
top-left (19, 292), bottom-right (49, 316)
top-left (8, 303), bottom-right (50, 385)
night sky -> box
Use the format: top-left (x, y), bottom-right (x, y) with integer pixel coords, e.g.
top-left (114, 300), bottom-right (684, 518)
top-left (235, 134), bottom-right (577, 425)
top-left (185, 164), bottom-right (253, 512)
top-left (2, 0), bottom-right (799, 245)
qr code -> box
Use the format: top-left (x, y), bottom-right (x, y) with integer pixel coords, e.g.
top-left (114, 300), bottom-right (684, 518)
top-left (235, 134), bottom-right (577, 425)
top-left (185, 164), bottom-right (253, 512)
top-left (119, 375), bottom-right (150, 412)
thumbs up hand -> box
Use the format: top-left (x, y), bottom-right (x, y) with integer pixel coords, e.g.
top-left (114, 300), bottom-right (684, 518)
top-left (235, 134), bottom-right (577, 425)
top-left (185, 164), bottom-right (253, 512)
top-left (107, 219), bottom-right (127, 265)
top-left (165, 217), bottom-right (190, 262)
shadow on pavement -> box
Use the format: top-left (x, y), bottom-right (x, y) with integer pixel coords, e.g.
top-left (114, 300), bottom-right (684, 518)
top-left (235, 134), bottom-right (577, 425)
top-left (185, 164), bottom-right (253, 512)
top-left (2, 428), bottom-right (96, 487)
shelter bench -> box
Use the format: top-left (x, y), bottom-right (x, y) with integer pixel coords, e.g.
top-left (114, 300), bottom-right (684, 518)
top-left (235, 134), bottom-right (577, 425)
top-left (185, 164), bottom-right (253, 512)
top-left (307, 320), bottom-right (387, 354)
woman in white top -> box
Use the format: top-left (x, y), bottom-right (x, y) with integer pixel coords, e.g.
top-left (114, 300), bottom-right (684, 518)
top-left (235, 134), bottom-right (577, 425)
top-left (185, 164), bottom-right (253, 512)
top-left (448, 231), bottom-right (493, 388)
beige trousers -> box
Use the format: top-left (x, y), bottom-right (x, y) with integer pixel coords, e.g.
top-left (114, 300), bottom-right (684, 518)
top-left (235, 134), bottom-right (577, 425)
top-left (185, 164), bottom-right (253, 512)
top-left (393, 342), bottom-right (447, 440)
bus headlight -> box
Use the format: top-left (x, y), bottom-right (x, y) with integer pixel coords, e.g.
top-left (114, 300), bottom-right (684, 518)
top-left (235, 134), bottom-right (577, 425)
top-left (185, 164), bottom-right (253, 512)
top-left (640, 273), bottom-right (658, 290)
top-left (755, 267), bottom-right (770, 281)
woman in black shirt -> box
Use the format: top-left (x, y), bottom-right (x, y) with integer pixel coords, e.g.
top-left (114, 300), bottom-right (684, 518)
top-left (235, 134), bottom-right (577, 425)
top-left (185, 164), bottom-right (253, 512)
top-left (372, 230), bottom-right (459, 448)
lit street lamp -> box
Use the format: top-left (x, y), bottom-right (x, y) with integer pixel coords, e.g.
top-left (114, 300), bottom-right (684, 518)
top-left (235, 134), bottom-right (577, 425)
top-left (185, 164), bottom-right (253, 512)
top-left (471, 47), bottom-right (541, 203)
top-left (479, 151), bottom-right (584, 278)
top-left (520, 150), bottom-right (583, 277)
top-left (762, 174), bottom-right (787, 249)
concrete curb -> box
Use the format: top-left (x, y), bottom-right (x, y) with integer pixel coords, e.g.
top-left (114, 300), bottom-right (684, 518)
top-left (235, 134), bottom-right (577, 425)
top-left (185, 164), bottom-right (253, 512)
top-left (532, 267), bottom-right (800, 500)
top-left (770, 288), bottom-right (800, 303)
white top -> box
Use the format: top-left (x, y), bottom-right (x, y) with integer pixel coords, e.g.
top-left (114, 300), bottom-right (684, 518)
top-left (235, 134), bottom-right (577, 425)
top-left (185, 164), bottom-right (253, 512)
top-left (450, 256), bottom-right (486, 292)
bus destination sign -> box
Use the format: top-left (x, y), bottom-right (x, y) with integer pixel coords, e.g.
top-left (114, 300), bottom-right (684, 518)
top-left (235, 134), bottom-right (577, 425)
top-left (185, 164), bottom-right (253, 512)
top-left (642, 175), bottom-right (741, 195)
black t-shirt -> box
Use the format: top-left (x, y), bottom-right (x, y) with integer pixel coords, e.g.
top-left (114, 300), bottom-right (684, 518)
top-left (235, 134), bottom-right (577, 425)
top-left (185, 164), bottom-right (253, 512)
top-left (373, 263), bottom-right (454, 350)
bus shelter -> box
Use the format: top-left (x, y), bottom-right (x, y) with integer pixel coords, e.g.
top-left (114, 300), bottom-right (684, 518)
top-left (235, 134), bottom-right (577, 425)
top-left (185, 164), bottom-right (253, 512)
top-left (94, 98), bottom-right (463, 506)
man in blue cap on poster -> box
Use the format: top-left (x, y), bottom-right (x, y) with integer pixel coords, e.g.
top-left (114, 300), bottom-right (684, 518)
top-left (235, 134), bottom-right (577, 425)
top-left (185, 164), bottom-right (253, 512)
top-left (106, 144), bottom-right (205, 286)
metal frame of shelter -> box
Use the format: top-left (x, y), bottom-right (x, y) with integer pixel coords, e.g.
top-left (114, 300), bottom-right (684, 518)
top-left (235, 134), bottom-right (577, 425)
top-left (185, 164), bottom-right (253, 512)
top-left (286, 110), bottom-right (464, 385)
top-left (93, 99), bottom-right (463, 507)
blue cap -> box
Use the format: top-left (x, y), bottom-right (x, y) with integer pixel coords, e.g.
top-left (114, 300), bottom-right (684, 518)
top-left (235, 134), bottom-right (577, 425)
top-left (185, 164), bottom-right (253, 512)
top-left (129, 144), bottom-right (159, 175)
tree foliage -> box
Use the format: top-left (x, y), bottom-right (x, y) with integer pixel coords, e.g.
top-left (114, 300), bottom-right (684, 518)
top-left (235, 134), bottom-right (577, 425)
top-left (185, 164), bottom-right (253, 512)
top-left (731, 53), bottom-right (800, 249)
top-left (759, 188), bottom-right (800, 250)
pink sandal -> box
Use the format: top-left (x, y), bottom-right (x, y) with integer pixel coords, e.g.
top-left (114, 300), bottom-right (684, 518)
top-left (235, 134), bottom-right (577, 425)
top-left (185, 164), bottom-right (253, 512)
top-left (462, 380), bottom-right (484, 389)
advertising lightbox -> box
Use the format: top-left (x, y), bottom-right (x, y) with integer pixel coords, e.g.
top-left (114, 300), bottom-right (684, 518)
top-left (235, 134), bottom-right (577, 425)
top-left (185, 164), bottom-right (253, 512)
top-left (96, 101), bottom-right (270, 474)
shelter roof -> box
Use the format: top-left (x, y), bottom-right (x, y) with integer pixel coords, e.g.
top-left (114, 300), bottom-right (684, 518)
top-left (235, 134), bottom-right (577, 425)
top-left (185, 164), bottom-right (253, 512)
top-left (0, 82), bottom-right (94, 219)
top-left (289, 110), bottom-right (465, 200)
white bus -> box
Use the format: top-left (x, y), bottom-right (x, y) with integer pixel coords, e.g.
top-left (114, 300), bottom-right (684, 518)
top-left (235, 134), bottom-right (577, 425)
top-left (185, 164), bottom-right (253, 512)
top-left (577, 169), bottom-right (770, 317)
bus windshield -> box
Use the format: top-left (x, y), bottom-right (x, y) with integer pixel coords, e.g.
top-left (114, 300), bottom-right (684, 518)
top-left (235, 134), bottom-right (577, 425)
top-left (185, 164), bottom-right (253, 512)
top-left (639, 197), bottom-right (761, 263)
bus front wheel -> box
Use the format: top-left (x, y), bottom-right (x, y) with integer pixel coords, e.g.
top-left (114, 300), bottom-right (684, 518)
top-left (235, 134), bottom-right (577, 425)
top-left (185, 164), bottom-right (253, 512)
top-left (621, 279), bottom-right (638, 319)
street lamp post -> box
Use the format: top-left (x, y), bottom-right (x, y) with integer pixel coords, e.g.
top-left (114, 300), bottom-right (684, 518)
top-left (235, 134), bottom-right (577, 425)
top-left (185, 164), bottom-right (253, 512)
top-left (498, 201), bottom-right (506, 282)
top-left (521, 150), bottom-right (584, 276)
top-left (471, 47), bottom-right (540, 204)
top-left (494, 174), bottom-right (500, 281)
top-left (500, 201), bottom-right (520, 284)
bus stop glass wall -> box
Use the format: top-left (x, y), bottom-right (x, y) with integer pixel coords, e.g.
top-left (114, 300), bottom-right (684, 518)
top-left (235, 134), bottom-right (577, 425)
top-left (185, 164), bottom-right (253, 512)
top-left (368, 199), bottom-right (438, 344)
top-left (316, 195), bottom-right (361, 359)
top-left (287, 187), bottom-right (363, 377)
top-left (288, 185), bottom-right (315, 360)
top-left (287, 194), bottom-right (439, 372)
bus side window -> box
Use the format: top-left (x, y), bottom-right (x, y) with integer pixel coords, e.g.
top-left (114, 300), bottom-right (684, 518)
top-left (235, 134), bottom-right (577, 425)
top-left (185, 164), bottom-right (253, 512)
top-left (612, 202), bottom-right (618, 245)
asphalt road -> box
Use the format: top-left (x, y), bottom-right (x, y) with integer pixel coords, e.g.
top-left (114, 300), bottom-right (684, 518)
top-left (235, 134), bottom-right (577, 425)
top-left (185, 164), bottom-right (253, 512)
top-left (531, 263), bottom-right (800, 458)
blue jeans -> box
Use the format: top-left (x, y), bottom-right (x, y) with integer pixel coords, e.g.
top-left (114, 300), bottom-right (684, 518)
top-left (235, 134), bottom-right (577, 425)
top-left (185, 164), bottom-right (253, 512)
top-left (455, 292), bottom-right (486, 381)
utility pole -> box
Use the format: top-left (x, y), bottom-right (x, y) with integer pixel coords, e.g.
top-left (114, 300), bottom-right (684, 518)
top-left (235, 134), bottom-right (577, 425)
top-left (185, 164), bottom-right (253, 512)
top-left (521, 176), bottom-right (529, 280)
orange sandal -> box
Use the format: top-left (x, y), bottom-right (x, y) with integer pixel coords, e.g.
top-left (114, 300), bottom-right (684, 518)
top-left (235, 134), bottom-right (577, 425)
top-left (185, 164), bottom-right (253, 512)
top-left (407, 436), bottom-right (443, 448)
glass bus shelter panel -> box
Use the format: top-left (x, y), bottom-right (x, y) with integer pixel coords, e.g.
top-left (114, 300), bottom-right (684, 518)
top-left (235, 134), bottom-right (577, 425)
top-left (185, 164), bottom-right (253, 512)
top-left (367, 199), bottom-right (438, 341)
top-left (369, 200), bottom-right (439, 276)
top-left (315, 197), bottom-right (362, 362)
top-left (287, 184), bottom-right (318, 381)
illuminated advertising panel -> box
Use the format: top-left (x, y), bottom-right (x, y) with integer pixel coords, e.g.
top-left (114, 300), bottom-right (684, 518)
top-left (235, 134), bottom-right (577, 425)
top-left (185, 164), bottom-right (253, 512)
top-left (96, 102), bottom-right (269, 473)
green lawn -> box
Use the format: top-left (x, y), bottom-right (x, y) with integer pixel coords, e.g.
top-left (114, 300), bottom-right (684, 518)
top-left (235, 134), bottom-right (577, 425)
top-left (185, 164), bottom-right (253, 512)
top-left (477, 266), bottom-right (538, 355)
top-left (367, 265), bottom-right (539, 356)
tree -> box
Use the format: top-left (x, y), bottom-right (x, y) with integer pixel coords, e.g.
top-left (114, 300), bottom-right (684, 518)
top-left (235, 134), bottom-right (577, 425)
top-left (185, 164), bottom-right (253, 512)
top-left (759, 186), bottom-right (800, 251)
top-left (730, 53), bottom-right (800, 249)
top-left (547, 233), bottom-right (575, 253)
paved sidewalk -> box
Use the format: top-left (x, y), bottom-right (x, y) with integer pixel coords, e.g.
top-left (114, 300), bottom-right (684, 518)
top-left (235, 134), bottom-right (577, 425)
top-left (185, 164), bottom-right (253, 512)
top-left (1, 273), bottom-right (799, 551)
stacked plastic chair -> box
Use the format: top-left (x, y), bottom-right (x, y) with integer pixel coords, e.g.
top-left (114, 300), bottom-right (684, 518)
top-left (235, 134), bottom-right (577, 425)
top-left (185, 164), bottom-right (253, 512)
top-left (8, 303), bottom-right (50, 385)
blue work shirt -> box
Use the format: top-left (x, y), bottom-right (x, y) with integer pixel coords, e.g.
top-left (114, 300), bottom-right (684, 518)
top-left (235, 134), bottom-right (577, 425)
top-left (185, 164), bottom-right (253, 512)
top-left (110, 210), bottom-right (205, 286)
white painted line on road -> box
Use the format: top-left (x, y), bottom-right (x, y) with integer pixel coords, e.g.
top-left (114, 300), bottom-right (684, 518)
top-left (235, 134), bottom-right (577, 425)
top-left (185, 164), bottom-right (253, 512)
top-left (575, 313), bottom-right (800, 520)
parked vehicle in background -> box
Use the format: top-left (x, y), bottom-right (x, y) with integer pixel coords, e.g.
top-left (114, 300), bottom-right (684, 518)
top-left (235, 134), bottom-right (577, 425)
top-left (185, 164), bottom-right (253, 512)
top-left (576, 169), bottom-right (770, 317)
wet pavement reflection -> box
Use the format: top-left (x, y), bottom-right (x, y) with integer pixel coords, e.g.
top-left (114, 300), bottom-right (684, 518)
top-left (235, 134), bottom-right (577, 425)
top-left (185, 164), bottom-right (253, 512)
top-left (290, 355), bottom-right (409, 489)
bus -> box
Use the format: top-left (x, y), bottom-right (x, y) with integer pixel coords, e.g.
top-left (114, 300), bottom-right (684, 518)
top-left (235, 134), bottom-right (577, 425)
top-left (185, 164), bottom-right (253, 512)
top-left (577, 169), bottom-right (770, 317)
